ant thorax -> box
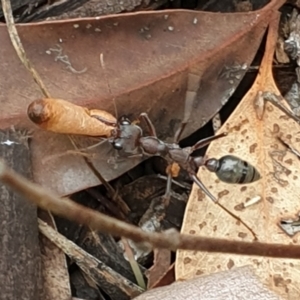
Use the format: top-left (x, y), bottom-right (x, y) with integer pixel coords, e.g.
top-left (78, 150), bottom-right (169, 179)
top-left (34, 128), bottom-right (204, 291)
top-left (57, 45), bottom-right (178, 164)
top-left (166, 144), bottom-right (190, 166)
top-left (139, 136), bottom-right (169, 156)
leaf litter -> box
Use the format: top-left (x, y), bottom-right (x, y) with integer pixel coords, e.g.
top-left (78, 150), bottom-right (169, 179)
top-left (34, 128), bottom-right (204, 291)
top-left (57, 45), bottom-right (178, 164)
top-left (0, 0), bottom-right (296, 300)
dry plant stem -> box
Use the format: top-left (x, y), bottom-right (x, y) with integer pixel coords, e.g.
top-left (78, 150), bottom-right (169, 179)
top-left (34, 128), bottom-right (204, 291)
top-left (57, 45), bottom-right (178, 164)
top-left (2, 158), bottom-right (300, 259)
top-left (1, 0), bottom-right (51, 98)
top-left (84, 157), bottom-right (130, 215)
top-left (121, 238), bottom-right (146, 290)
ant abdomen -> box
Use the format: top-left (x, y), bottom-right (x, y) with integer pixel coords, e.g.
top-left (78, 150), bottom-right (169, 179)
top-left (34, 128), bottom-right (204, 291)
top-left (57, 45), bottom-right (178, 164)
top-left (205, 155), bottom-right (261, 184)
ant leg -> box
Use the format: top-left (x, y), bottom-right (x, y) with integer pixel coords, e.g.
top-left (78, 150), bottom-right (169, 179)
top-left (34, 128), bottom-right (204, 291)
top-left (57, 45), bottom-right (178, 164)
top-left (125, 153), bottom-right (144, 159)
top-left (162, 172), bottom-right (173, 207)
top-left (191, 132), bottom-right (227, 152)
top-left (91, 114), bottom-right (117, 126)
top-left (174, 122), bottom-right (187, 143)
top-left (162, 162), bottom-right (180, 206)
top-left (191, 173), bottom-right (258, 239)
top-left (190, 173), bottom-right (217, 202)
top-left (139, 113), bottom-right (157, 137)
top-left (108, 153), bottom-right (144, 165)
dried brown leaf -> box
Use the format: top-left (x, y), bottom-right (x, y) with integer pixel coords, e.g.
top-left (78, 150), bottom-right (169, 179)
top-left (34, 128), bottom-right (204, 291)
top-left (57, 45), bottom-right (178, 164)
top-left (0, 7), bottom-right (275, 195)
top-left (149, 263), bottom-right (175, 289)
top-left (145, 249), bottom-right (171, 289)
top-left (176, 11), bottom-right (300, 299)
top-left (134, 266), bottom-right (280, 300)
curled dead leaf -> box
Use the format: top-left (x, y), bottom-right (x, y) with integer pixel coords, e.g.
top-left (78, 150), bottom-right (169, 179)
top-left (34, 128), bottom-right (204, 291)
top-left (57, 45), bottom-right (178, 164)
top-left (28, 98), bottom-right (116, 137)
top-left (134, 266), bottom-right (280, 300)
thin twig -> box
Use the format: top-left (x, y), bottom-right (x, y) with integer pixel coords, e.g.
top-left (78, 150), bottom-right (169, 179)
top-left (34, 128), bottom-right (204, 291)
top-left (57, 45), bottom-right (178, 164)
top-left (1, 0), bottom-right (51, 98)
top-left (68, 135), bottom-right (130, 216)
top-left (2, 158), bottom-right (300, 259)
top-left (100, 53), bottom-right (118, 119)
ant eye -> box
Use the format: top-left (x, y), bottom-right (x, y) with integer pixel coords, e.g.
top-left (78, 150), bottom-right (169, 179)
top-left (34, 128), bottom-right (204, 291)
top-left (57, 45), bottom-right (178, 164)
top-left (112, 141), bottom-right (123, 150)
top-left (119, 116), bottom-right (131, 125)
top-left (120, 119), bottom-right (130, 125)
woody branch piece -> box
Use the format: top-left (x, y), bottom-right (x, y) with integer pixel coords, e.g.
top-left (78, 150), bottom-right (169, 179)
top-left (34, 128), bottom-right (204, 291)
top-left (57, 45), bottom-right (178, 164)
top-left (1, 158), bottom-right (300, 259)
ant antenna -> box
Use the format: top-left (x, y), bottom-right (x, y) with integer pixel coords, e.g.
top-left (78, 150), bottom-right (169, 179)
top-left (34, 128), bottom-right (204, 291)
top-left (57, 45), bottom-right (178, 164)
top-left (99, 53), bottom-right (118, 120)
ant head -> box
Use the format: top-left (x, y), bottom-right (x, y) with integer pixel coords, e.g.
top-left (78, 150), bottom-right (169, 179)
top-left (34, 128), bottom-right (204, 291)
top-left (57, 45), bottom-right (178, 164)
top-left (110, 116), bottom-right (131, 139)
top-left (109, 116), bottom-right (135, 151)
